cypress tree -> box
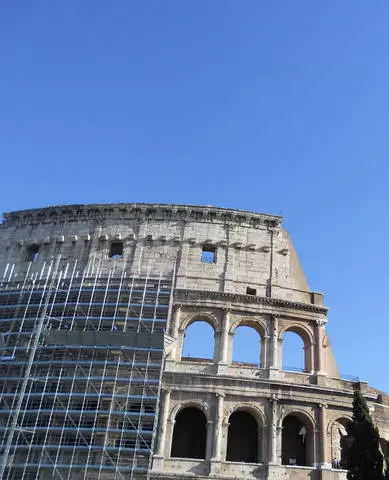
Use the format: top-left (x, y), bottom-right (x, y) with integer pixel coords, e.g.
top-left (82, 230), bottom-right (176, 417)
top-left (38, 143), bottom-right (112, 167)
top-left (345, 388), bottom-right (384, 480)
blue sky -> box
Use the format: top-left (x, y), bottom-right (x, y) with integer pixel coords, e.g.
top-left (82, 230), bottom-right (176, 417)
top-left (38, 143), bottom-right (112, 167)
top-left (1, 1), bottom-right (389, 392)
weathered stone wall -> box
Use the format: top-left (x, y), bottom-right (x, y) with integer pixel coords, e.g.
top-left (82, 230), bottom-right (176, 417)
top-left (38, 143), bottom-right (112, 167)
top-left (0, 203), bottom-right (316, 304)
top-left (1, 202), bottom-right (387, 480)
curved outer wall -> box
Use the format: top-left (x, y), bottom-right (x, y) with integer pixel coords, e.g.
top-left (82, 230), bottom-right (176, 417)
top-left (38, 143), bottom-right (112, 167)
top-left (0, 203), bottom-right (388, 480)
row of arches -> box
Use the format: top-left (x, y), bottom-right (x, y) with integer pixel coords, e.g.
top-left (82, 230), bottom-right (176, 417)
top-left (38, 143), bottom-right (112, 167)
top-left (182, 320), bottom-right (310, 371)
top-left (171, 408), bottom-right (260, 463)
top-left (171, 406), bottom-right (340, 466)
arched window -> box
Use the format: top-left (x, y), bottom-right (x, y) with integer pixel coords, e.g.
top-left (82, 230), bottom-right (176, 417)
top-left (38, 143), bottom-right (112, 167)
top-left (226, 410), bottom-right (258, 463)
top-left (232, 326), bottom-right (261, 367)
top-left (282, 328), bottom-right (312, 372)
top-left (182, 321), bottom-right (215, 360)
top-left (380, 438), bottom-right (389, 469)
top-left (171, 407), bottom-right (207, 459)
top-left (330, 418), bottom-right (352, 469)
top-left (282, 414), bottom-right (314, 466)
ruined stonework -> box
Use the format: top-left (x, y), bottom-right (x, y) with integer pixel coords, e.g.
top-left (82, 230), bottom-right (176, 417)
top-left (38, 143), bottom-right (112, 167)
top-left (0, 203), bottom-right (388, 480)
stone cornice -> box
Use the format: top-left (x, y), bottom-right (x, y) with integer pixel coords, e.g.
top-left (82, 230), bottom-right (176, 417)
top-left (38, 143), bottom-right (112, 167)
top-left (174, 288), bottom-right (328, 314)
top-left (1, 203), bottom-right (282, 229)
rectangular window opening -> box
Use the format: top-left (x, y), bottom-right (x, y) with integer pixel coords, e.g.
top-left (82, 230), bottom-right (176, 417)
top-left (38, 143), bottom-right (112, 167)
top-left (26, 244), bottom-right (40, 262)
top-left (201, 244), bottom-right (216, 264)
top-left (109, 241), bottom-right (123, 259)
top-left (246, 287), bottom-right (257, 296)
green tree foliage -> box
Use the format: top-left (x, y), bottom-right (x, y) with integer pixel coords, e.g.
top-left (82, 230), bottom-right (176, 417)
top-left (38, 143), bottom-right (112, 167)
top-left (345, 388), bottom-right (384, 480)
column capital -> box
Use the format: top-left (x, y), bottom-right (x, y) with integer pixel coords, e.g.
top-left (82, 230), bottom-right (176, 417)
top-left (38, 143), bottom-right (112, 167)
top-left (318, 402), bottom-right (328, 409)
top-left (315, 319), bottom-right (327, 327)
top-left (173, 303), bottom-right (184, 312)
top-left (268, 394), bottom-right (278, 404)
top-left (221, 305), bottom-right (232, 313)
top-left (215, 392), bottom-right (225, 399)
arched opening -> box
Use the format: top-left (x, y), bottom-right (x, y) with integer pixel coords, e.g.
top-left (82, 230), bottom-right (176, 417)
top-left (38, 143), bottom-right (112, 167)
top-left (226, 410), bottom-right (258, 463)
top-left (330, 418), bottom-right (351, 468)
top-left (182, 321), bottom-right (215, 360)
top-left (171, 407), bottom-right (207, 459)
top-left (380, 438), bottom-right (389, 469)
top-left (282, 413), bottom-right (314, 466)
top-left (282, 328), bottom-right (311, 372)
top-left (232, 326), bottom-right (261, 366)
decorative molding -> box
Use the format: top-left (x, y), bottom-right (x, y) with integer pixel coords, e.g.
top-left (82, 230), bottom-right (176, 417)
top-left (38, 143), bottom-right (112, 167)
top-left (175, 289), bottom-right (328, 314)
top-left (315, 319), bottom-right (327, 327)
top-left (1, 203), bottom-right (282, 230)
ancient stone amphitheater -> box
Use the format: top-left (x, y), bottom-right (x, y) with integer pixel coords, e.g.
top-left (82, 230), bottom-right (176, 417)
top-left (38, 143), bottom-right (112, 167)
top-left (0, 203), bottom-right (387, 480)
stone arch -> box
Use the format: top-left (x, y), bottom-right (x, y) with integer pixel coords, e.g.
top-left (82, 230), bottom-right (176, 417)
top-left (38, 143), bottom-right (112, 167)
top-left (169, 400), bottom-right (210, 424)
top-left (226, 403), bottom-right (265, 429)
top-left (181, 314), bottom-right (217, 361)
top-left (230, 318), bottom-right (267, 368)
top-left (226, 406), bottom-right (262, 463)
top-left (280, 324), bottom-right (314, 372)
top-left (181, 312), bottom-right (219, 332)
top-left (328, 416), bottom-right (352, 468)
top-left (229, 317), bottom-right (268, 337)
top-left (170, 406), bottom-right (207, 459)
top-left (380, 438), bottom-right (389, 467)
top-left (281, 409), bottom-right (316, 467)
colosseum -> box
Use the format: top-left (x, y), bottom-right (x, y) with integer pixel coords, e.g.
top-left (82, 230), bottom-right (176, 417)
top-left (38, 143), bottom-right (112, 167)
top-left (0, 202), bottom-right (388, 480)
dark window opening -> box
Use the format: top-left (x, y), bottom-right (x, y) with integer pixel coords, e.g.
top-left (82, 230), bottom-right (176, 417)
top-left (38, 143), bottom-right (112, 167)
top-left (282, 415), bottom-right (313, 466)
top-left (201, 244), bottom-right (216, 263)
top-left (109, 241), bottom-right (123, 259)
top-left (171, 407), bottom-right (206, 459)
top-left (26, 245), bottom-right (40, 262)
top-left (246, 287), bottom-right (257, 296)
top-left (226, 411), bottom-right (258, 463)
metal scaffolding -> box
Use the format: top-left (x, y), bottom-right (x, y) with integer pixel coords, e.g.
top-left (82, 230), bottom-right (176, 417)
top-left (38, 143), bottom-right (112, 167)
top-left (0, 259), bottom-right (172, 479)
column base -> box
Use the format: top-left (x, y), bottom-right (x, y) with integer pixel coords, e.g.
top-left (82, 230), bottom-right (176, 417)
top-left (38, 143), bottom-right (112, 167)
top-left (315, 373), bottom-right (328, 386)
top-left (268, 368), bottom-right (284, 380)
top-left (266, 464), bottom-right (285, 479)
top-left (151, 455), bottom-right (165, 471)
top-left (209, 459), bottom-right (221, 474)
top-left (217, 363), bottom-right (229, 375)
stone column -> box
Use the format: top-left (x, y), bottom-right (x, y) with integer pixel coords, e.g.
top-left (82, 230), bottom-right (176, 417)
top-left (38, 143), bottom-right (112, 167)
top-left (261, 335), bottom-right (269, 369)
top-left (155, 389), bottom-right (171, 456)
top-left (269, 315), bottom-right (280, 376)
top-left (268, 396), bottom-right (278, 464)
top-left (152, 389), bottom-right (171, 471)
top-left (212, 393), bottom-right (224, 459)
top-left (210, 393), bottom-right (224, 474)
top-left (219, 308), bottom-right (231, 364)
top-left (315, 319), bottom-right (327, 375)
top-left (319, 403), bottom-right (330, 468)
top-left (206, 421), bottom-right (214, 461)
top-left (170, 304), bottom-right (183, 338)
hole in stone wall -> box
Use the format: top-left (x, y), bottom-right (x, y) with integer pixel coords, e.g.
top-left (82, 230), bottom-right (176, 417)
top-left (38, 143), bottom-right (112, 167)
top-left (26, 245), bottom-right (40, 263)
top-left (246, 287), bottom-right (257, 296)
top-left (109, 241), bottom-right (123, 259)
top-left (171, 407), bottom-right (206, 459)
top-left (232, 326), bottom-right (261, 366)
top-left (201, 244), bottom-right (216, 263)
top-left (226, 410), bottom-right (258, 463)
top-left (182, 321), bottom-right (215, 360)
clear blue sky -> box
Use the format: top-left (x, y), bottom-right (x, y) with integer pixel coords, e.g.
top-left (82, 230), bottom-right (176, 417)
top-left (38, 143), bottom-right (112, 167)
top-left (1, 1), bottom-right (389, 392)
